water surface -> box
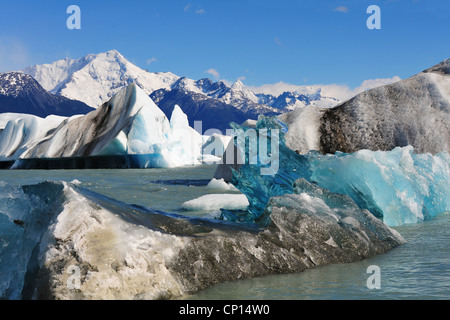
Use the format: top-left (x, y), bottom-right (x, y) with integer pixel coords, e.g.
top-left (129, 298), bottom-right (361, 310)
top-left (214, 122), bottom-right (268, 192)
top-left (1, 165), bottom-right (448, 300)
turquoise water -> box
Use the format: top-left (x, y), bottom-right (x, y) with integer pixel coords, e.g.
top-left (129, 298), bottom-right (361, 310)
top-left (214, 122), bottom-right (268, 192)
top-left (1, 165), bottom-right (448, 300)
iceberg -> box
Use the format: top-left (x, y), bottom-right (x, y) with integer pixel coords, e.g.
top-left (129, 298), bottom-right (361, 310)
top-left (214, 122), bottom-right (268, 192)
top-left (224, 116), bottom-right (450, 227)
top-left (206, 178), bottom-right (239, 191)
top-left (0, 113), bottom-right (69, 161)
top-left (0, 181), bottom-right (65, 299)
top-left (319, 59), bottom-right (450, 155)
top-left (0, 84), bottom-right (211, 169)
top-left (181, 194), bottom-right (249, 212)
top-left (221, 116), bottom-right (312, 225)
top-left (309, 146), bottom-right (450, 226)
top-left (0, 179), bottom-right (404, 300)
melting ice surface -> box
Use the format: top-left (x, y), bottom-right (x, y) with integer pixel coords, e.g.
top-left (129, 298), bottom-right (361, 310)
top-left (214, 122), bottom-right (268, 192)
top-left (225, 116), bottom-right (450, 227)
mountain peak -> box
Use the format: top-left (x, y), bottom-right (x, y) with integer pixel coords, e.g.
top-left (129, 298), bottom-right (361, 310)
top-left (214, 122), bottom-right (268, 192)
top-left (0, 72), bottom-right (42, 97)
top-left (22, 50), bottom-right (181, 108)
top-left (0, 71), bottom-right (93, 117)
top-left (88, 49), bottom-right (127, 66)
top-left (231, 79), bottom-right (245, 90)
top-left (102, 49), bottom-right (126, 60)
top-left (20, 50), bottom-right (343, 115)
top-left (106, 49), bottom-right (120, 55)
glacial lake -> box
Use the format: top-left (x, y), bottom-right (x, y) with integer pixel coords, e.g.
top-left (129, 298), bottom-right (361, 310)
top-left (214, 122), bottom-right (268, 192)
top-left (1, 165), bottom-right (448, 300)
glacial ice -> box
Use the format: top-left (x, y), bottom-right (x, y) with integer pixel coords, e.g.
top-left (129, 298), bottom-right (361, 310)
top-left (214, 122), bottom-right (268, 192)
top-left (0, 181), bottom-right (65, 299)
top-left (225, 116), bottom-right (450, 227)
top-left (319, 60), bottom-right (450, 155)
top-left (0, 84), bottom-right (211, 168)
top-left (278, 105), bottom-right (323, 154)
top-left (277, 59), bottom-right (450, 156)
top-left (0, 113), bottom-right (69, 160)
top-left (309, 146), bottom-right (450, 226)
top-left (206, 178), bottom-right (239, 191)
top-left (0, 179), bottom-right (404, 300)
top-left (222, 116), bottom-right (311, 224)
top-left (181, 194), bottom-right (249, 212)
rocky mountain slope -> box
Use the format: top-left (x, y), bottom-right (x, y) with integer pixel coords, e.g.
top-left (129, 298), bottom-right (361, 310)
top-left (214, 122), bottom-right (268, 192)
top-left (0, 72), bottom-right (93, 117)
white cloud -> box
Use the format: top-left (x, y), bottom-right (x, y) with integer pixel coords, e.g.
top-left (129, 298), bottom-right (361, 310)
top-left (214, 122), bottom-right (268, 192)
top-left (0, 37), bottom-right (30, 72)
top-left (248, 76), bottom-right (402, 101)
top-left (146, 57), bottom-right (158, 65)
top-left (205, 68), bottom-right (220, 80)
top-left (354, 76), bottom-right (402, 93)
top-left (334, 6), bottom-right (349, 13)
top-left (185, 4), bottom-right (205, 14)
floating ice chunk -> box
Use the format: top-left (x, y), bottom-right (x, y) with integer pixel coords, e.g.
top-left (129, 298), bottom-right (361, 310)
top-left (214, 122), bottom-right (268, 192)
top-left (182, 194), bottom-right (249, 212)
top-left (225, 116), bottom-right (450, 227)
top-left (0, 84), bottom-right (219, 168)
top-left (0, 179), bottom-right (404, 300)
top-left (310, 146), bottom-right (450, 226)
top-left (241, 119), bottom-right (257, 128)
top-left (0, 113), bottom-right (66, 160)
top-left (165, 105), bottom-right (204, 167)
top-left (206, 178), bottom-right (239, 191)
top-left (199, 154), bottom-right (222, 164)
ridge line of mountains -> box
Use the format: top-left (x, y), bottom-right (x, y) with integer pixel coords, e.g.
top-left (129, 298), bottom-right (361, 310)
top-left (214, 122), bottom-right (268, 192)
top-left (2, 49), bottom-right (339, 131)
top-left (0, 50), bottom-right (449, 156)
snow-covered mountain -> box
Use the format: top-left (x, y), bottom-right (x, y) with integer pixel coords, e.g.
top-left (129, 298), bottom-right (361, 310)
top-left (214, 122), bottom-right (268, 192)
top-left (257, 88), bottom-right (340, 111)
top-left (22, 50), bottom-right (180, 108)
top-left (152, 77), bottom-right (341, 130)
top-left (159, 77), bottom-right (339, 115)
top-left (0, 72), bottom-right (93, 117)
top-left (150, 88), bottom-right (250, 132)
top-left (21, 50), bottom-right (341, 127)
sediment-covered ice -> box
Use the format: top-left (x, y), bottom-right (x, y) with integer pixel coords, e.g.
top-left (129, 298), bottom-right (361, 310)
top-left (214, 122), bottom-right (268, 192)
top-left (0, 179), bottom-right (404, 300)
top-left (278, 105), bottom-right (323, 154)
top-left (278, 59), bottom-right (450, 155)
top-left (0, 84), bottom-right (212, 168)
top-left (319, 59), bottom-right (450, 154)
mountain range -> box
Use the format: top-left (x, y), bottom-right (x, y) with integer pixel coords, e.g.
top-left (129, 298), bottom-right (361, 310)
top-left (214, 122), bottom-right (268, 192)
top-left (0, 50), bottom-right (448, 166)
top-left (0, 72), bottom-right (93, 118)
top-left (20, 50), bottom-right (340, 130)
top-left (3, 50), bottom-right (448, 154)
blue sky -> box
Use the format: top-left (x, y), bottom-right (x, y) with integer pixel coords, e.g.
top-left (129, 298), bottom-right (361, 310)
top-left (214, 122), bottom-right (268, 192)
top-left (0, 0), bottom-right (449, 89)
